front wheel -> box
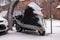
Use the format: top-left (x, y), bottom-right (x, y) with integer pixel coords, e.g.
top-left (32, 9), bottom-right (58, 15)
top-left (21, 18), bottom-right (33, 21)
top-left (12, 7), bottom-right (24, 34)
top-left (38, 28), bottom-right (45, 36)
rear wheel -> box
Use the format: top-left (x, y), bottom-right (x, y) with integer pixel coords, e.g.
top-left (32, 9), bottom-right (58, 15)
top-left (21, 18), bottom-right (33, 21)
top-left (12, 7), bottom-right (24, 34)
top-left (16, 23), bottom-right (23, 32)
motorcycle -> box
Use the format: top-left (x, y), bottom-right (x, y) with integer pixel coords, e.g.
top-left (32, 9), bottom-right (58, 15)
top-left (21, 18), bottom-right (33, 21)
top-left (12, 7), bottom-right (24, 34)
top-left (15, 2), bottom-right (46, 35)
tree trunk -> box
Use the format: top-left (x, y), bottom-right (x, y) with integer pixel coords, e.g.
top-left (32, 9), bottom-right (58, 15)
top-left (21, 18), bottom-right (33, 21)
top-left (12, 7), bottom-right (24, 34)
top-left (7, 0), bottom-right (19, 30)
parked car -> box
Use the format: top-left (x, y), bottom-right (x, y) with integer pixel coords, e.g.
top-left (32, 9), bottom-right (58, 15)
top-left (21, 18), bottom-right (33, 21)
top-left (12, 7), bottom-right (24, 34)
top-left (0, 17), bottom-right (8, 33)
top-left (15, 2), bottom-right (46, 35)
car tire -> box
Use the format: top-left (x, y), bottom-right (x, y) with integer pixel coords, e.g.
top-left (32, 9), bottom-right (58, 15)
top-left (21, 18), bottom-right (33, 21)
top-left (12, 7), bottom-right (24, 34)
top-left (0, 31), bottom-right (8, 35)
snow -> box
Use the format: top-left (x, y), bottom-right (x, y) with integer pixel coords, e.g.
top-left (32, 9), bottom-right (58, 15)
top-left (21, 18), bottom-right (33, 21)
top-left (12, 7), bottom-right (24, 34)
top-left (45, 19), bottom-right (60, 33)
top-left (0, 10), bottom-right (23, 18)
top-left (28, 2), bottom-right (43, 16)
top-left (0, 0), bottom-right (10, 6)
top-left (0, 3), bottom-right (6, 6)
top-left (28, 2), bottom-right (42, 11)
top-left (0, 11), bottom-right (8, 17)
top-left (56, 5), bottom-right (60, 8)
top-left (0, 19), bottom-right (60, 40)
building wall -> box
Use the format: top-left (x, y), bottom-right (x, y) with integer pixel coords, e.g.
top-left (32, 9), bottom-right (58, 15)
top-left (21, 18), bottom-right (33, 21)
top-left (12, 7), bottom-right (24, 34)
top-left (55, 1), bottom-right (60, 19)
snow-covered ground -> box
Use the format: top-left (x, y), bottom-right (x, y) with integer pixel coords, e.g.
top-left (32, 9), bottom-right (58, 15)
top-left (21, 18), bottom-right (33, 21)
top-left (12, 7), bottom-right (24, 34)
top-left (0, 19), bottom-right (60, 40)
